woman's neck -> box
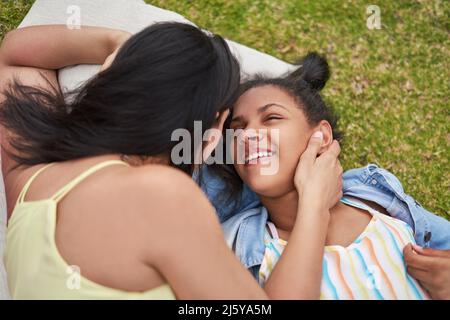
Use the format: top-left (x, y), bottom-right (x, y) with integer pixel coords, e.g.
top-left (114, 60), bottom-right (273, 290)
top-left (259, 189), bottom-right (299, 240)
top-left (120, 154), bottom-right (169, 166)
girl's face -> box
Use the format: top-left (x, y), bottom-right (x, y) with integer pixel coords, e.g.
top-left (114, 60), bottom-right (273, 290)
top-left (230, 85), bottom-right (317, 198)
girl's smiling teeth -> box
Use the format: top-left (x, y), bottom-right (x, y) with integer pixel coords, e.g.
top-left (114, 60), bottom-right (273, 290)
top-left (245, 151), bottom-right (275, 164)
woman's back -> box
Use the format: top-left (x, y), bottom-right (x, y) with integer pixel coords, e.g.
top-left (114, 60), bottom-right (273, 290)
top-left (4, 155), bottom-right (175, 298)
top-left (3, 154), bottom-right (267, 299)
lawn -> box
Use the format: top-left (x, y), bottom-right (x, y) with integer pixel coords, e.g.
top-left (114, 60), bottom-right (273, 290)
top-left (0, 0), bottom-right (448, 219)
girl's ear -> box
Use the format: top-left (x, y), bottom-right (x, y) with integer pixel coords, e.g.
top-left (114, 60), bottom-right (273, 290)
top-left (313, 120), bottom-right (333, 155)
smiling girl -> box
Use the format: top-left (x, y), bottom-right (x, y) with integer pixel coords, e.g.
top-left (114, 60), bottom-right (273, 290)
top-left (224, 53), bottom-right (441, 299)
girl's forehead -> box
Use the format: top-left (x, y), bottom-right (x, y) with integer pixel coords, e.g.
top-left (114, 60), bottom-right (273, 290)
top-left (233, 85), bottom-right (297, 115)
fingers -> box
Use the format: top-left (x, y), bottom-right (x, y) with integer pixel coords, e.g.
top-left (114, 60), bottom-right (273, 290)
top-left (334, 191), bottom-right (343, 207)
top-left (404, 243), bottom-right (441, 271)
top-left (406, 266), bottom-right (430, 283)
top-left (405, 244), bottom-right (450, 300)
top-left (406, 253), bottom-right (448, 298)
top-left (316, 140), bottom-right (341, 168)
top-left (326, 140), bottom-right (341, 159)
top-left (337, 160), bottom-right (344, 176)
top-left (413, 245), bottom-right (450, 258)
top-left (300, 131), bottom-right (324, 168)
top-left (220, 109), bottom-right (231, 121)
top-left (335, 170), bottom-right (344, 205)
top-left (404, 243), bottom-right (423, 268)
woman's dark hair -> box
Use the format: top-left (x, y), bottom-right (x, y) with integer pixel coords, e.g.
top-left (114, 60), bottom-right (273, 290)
top-left (0, 22), bottom-right (240, 175)
top-left (210, 52), bottom-right (343, 206)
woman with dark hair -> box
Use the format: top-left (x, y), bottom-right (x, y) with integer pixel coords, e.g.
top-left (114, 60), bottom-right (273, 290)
top-left (220, 52), bottom-right (450, 299)
top-left (0, 24), bottom-right (342, 299)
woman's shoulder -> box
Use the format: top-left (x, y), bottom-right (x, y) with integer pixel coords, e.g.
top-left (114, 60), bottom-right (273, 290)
top-left (112, 164), bottom-right (214, 218)
top-left (110, 164), bottom-right (220, 260)
top-left (121, 164), bottom-right (204, 199)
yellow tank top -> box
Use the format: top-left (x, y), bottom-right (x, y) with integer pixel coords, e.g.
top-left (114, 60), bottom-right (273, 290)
top-left (5, 160), bottom-right (175, 300)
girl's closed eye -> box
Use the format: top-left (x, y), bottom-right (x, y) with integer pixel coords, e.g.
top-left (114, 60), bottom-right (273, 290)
top-left (264, 114), bottom-right (283, 123)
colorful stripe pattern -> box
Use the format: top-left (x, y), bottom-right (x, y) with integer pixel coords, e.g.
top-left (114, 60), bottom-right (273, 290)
top-left (258, 197), bottom-right (430, 300)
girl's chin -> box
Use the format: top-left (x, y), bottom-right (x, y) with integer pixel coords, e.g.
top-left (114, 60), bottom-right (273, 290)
top-left (240, 171), bottom-right (296, 198)
top-left (244, 179), bottom-right (284, 197)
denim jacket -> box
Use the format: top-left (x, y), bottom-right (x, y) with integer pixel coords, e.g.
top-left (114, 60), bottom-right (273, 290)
top-left (198, 164), bottom-right (450, 278)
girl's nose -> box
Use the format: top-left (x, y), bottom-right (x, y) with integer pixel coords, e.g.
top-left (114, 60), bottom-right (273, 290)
top-left (242, 130), bottom-right (268, 155)
top-left (242, 129), bottom-right (264, 142)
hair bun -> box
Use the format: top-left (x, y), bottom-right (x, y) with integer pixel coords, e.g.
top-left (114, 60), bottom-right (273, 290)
top-left (288, 52), bottom-right (330, 91)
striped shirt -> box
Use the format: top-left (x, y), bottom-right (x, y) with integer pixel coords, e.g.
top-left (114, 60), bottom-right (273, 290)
top-left (258, 197), bottom-right (430, 300)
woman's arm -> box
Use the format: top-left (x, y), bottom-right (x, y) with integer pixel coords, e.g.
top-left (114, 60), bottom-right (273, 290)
top-left (264, 203), bottom-right (330, 299)
top-left (0, 25), bottom-right (131, 177)
top-left (0, 24), bottom-right (130, 69)
top-left (0, 24), bottom-right (130, 94)
top-left (264, 135), bottom-right (343, 299)
top-left (134, 165), bottom-right (267, 299)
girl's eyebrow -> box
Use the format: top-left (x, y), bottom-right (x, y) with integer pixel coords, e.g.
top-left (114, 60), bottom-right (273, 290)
top-left (257, 103), bottom-right (289, 114)
top-left (231, 103), bottom-right (289, 122)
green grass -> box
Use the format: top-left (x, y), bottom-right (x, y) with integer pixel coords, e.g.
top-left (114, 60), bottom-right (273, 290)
top-left (1, 0), bottom-right (449, 219)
